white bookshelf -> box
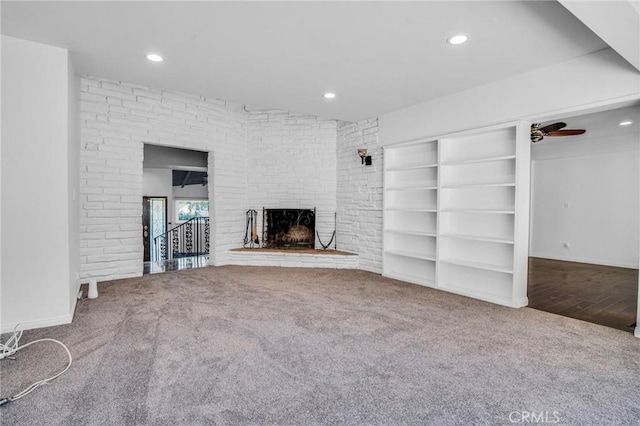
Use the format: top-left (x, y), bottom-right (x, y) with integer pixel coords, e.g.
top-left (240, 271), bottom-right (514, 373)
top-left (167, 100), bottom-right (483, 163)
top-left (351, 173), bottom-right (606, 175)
top-left (383, 139), bottom-right (439, 287)
top-left (383, 122), bottom-right (530, 308)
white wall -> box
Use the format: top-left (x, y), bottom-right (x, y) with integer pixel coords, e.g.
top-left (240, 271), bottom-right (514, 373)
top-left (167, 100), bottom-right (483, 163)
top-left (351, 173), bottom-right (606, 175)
top-left (144, 144), bottom-right (208, 169)
top-left (637, 152), bottom-right (640, 337)
top-left (173, 184), bottom-right (208, 202)
top-left (81, 77), bottom-right (348, 279)
top-left (1, 36), bottom-right (78, 332)
top-left (67, 54), bottom-right (81, 311)
top-left (530, 108), bottom-right (639, 268)
top-left (0, 35), bottom-right (3, 333)
top-left (245, 108), bottom-right (337, 249)
top-left (559, 0), bottom-right (640, 72)
top-left (531, 151), bottom-right (639, 268)
top-left (143, 168), bottom-right (172, 199)
top-left (337, 119), bottom-right (383, 272)
top-left (379, 48), bottom-right (640, 145)
top-left (82, 77), bottom-right (380, 276)
top-left (80, 77), bottom-right (247, 280)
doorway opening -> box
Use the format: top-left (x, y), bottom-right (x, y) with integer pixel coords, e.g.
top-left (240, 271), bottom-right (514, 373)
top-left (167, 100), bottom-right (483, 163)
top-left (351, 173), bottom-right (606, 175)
top-left (143, 144), bottom-right (211, 274)
top-left (527, 104), bottom-right (639, 332)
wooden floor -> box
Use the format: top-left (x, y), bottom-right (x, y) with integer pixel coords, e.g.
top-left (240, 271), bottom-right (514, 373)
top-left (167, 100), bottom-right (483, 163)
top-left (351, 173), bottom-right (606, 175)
top-left (528, 258), bottom-right (638, 332)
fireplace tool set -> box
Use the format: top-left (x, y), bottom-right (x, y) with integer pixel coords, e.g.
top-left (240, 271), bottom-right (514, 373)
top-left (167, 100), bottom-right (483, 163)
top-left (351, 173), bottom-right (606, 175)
top-left (243, 209), bottom-right (260, 248)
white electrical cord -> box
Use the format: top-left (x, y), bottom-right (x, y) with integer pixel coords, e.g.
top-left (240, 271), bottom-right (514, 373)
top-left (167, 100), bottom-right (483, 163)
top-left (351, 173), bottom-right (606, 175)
top-left (0, 326), bottom-right (23, 360)
top-left (0, 325), bottom-right (72, 406)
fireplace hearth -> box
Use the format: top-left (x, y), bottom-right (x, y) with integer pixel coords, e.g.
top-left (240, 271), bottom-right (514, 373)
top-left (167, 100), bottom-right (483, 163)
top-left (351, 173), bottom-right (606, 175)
top-left (263, 208), bottom-right (315, 249)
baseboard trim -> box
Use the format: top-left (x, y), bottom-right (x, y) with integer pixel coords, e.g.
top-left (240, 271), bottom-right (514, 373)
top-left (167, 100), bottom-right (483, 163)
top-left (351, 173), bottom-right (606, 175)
top-left (529, 253), bottom-right (638, 269)
top-left (1, 312), bottom-right (74, 334)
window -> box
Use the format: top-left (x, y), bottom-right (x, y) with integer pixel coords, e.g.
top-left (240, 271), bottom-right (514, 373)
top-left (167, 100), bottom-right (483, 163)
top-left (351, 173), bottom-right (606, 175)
top-left (175, 199), bottom-right (209, 221)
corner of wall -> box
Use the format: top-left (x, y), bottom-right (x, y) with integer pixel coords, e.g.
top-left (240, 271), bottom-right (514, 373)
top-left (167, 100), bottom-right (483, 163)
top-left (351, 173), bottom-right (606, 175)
top-left (2, 36), bottom-right (75, 331)
top-left (68, 54), bottom-right (81, 314)
top-left (336, 118), bottom-right (383, 273)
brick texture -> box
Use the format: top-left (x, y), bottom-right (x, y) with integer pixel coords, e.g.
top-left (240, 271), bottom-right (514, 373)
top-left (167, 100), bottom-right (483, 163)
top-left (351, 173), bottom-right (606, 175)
top-left (246, 107), bottom-right (337, 249)
top-left (80, 77), bottom-right (383, 281)
top-left (336, 119), bottom-right (383, 273)
top-left (80, 77), bottom-right (247, 281)
top-left (228, 251), bottom-right (358, 269)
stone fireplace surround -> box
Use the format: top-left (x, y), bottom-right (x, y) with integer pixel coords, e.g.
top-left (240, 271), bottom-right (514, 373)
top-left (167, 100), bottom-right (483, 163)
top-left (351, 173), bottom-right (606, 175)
top-left (228, 248), bottom-right (359, 269)
top-left (230, 207), bottom-right (358, 268)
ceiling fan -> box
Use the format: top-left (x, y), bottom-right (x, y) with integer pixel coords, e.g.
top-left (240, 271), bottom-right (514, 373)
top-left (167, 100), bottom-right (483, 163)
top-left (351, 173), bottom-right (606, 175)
top-left (530, 122), bottom-right (585, 143)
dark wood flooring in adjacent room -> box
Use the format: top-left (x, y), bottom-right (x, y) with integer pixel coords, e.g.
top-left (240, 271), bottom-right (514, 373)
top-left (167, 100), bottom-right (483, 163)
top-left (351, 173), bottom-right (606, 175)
top-left (528, 257), bottom-right (638, 332)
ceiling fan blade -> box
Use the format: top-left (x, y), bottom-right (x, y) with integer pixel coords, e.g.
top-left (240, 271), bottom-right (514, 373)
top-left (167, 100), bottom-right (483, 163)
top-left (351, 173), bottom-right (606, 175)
top-left (546, 129), bottom-right (586, 136)
top-left (539, 122), bottom-right (567, 134)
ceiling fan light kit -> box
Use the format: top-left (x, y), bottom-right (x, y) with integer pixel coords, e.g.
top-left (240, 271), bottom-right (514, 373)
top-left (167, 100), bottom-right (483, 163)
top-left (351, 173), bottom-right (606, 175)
top-left (530, 122), bottom-right (586, 143)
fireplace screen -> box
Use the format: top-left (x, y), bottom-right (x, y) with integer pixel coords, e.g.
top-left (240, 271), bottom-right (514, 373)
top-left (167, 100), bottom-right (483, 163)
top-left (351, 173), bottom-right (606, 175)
top-left (263, 208), bottom-right (315, 249)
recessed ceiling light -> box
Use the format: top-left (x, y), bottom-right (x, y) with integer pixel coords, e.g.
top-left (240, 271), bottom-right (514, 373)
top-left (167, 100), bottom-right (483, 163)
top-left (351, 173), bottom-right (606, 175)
top-left (619, 120), bottom-right (633, 126)
top-left (447, 34), bottom-right (469, 45)
top-left (323, 92), bottom-right (336, 99)
top-left (146, 53), bottom-right (164, 62)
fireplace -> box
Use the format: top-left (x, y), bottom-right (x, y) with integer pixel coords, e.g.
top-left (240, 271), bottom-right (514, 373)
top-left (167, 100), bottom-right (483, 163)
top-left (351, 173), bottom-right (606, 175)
top-left (263, 208), bottom-right (315, 249)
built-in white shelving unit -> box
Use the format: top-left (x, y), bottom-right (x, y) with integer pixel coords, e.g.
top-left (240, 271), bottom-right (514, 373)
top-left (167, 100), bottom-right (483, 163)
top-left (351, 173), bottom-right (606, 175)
top-left (383, 122), bottom-right (530, 307)
top-left (383, 139), bottom-right (439, 287)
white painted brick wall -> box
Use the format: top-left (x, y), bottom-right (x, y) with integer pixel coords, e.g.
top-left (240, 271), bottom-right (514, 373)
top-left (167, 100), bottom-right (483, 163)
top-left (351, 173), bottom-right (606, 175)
top-left (80, 77), bottom-right (247, 281)
top-left (336, 119), bottom-right (383, 273)
top-left (228, 251), bottom-right (358, 269)
top-left (80, 77), bottom-right (382, 279)
top-left (245, 107), bottom-right (337, 250)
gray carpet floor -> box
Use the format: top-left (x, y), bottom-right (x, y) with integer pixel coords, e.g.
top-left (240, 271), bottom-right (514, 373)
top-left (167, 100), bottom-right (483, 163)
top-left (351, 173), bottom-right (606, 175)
top-left (1, 266), bottom-right (639, 425)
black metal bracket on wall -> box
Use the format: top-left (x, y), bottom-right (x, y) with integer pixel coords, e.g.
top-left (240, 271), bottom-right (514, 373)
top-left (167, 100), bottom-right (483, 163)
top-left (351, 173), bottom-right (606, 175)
top-left (316, 212), bottom-right (337, 250)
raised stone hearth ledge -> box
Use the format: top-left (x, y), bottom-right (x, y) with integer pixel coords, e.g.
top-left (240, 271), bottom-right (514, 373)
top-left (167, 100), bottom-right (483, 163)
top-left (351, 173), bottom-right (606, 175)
top-left (228, 248), bottom-right (359, 269)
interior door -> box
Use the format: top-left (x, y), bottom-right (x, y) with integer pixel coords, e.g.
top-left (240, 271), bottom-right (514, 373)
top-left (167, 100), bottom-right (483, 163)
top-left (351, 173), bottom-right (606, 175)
top-left (143, 196), bottom-right (168, 262)
top-left (143, 197), bottom-right (152, 262)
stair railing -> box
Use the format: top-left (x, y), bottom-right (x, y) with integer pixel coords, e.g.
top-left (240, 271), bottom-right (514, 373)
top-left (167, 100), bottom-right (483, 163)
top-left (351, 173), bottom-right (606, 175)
top-left (153, 217), bottom-right (210, 261)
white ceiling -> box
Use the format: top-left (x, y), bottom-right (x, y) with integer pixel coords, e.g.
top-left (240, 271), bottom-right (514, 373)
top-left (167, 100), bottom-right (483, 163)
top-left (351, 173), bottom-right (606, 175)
top-left (0, 1), bottom-right (614, 122)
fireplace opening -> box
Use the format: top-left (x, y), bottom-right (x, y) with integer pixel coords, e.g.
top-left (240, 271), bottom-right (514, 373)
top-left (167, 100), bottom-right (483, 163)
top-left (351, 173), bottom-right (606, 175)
top-left (263, 208), bottom-right (315, 249)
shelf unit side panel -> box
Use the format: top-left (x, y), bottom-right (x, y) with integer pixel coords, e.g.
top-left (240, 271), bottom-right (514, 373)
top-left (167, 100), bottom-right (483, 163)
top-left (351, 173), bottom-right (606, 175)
top-left (512, 122), bottom-right (532, 303)
top-left (435, 138), bottom-right (443, 287)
